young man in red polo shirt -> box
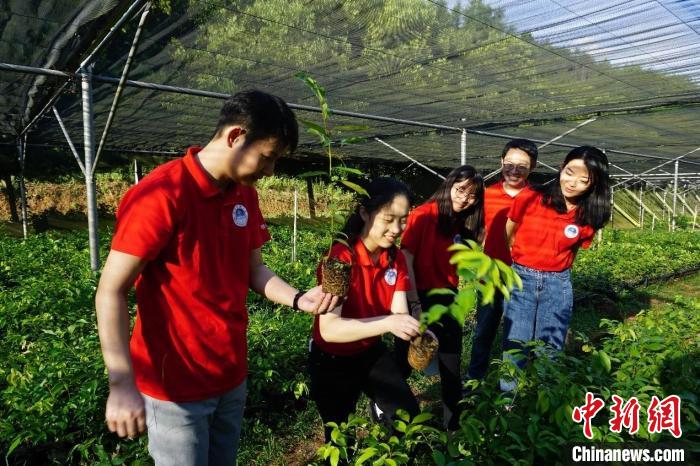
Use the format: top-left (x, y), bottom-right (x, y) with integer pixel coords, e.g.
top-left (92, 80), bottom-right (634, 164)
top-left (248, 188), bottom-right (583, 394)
top-left (95, 90), bottom-right (340, 466)
top-left (465, 139), bottom-right (538, 381)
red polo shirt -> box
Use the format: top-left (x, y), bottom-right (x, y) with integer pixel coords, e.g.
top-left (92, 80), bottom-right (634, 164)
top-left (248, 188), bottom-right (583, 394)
top-left (313, 240), bottom-right (411, 355)
top-left (509, 189), bottom-right (595, 272)
top-left (483, 181), bottom-right (528, 265)
top-left (111, 147), bottom-right (271, 402)
top-left (400, 200), bottom-right (458, 291)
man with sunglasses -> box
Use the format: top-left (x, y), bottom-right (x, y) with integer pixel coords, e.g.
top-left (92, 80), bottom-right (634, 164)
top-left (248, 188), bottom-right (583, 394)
top-left (465, 139), bottom-right (538, 382)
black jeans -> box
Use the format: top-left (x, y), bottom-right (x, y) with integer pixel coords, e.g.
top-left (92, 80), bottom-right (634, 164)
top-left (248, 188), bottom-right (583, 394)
top-left (309, 341), bottom-right (420, 442)
top-left (394, 288), bottom-right (462, 430)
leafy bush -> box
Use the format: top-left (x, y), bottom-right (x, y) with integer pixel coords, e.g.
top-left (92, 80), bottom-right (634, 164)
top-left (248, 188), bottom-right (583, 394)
top-left (1, 227), bottom-right (698, 464)
top-left (319, 295), bottom-right (700, 465)
top-left (573, 230), bottom-right (700, 295)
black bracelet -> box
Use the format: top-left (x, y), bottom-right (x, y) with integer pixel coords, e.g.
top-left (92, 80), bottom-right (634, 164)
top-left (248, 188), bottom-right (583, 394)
top-left (292, 290), bottom-right (305, 311)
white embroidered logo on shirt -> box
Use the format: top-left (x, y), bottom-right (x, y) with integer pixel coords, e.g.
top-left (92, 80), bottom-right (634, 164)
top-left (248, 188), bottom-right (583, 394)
top-left (232, 204), bottom-right (248, 227)
top-left (564, 224), bottom-right (580, 239)
top-left (384, 268), bottom-right (398, 286)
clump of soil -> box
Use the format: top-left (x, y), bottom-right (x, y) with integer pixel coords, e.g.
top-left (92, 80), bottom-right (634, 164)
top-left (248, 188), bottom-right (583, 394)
top-left (321, 257), bottom-right (351, 296)
top-left (408, 332), bottom-right (439, 371)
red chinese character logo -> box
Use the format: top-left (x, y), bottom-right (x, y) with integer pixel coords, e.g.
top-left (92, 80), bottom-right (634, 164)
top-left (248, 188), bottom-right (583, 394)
top-left (572, 392), bottom-right (605, 439)
top-left (647, 395), bottom-right (682, 438)
top-left (609, 395), bottom-right (640, 435)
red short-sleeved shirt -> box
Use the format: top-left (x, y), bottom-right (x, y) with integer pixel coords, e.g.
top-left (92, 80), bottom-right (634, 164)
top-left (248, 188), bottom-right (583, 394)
top-left (400, 200), bottom-right (459, 291)
top-left (509, 189), bottom-right (595, 272)
top-left (111, 146), bottom-right (271, 402)
top-left (483, 182), bottom-right (528, 265)
top-left (313, 240), bottom-right (411, 355)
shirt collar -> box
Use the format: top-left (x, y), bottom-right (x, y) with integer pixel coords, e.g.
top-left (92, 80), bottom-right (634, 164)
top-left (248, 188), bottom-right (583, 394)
top-left (500, 180), bottom-right (528, 198)
top-left (183, 146), bottom-right (239, 201)
top-left (353, 238), bottom-right (391, 268)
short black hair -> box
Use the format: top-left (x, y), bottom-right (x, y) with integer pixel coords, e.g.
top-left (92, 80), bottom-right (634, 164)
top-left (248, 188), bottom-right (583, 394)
top-left (213, 90), bottom-right (299, 154)
top-left (501, 139), bottom-right (538, 167)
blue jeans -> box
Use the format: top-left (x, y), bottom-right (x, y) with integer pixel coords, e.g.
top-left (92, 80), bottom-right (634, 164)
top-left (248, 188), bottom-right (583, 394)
top-left (466, 291), bottom-right (504, 380)
top-left (500, 264), bottom-right (573, 391)
top-left (143, 379), bottom-right (247, 466)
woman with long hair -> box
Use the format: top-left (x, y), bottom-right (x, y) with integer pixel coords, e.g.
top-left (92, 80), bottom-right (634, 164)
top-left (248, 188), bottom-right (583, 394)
top-left (500, 146), bottom-right (611, 391)
top-left (309, 177), bottom-right (421, 441)
top-left (398, 165), bottom-right (485, 430)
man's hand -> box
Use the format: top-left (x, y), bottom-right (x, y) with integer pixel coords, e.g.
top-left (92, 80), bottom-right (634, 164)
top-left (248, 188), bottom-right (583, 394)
top-left (297, 285), bottom-right (342, 315)
top-left (105, 380), bottom-right (146, 439)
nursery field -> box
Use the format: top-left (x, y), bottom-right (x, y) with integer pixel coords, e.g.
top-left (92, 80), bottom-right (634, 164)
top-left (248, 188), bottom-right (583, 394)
top-left (1, 225), bottom-right (699, 465)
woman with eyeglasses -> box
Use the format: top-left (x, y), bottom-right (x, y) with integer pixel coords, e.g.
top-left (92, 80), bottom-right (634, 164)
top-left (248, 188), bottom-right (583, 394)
top-left (396, 165), bottom-right (485, 430)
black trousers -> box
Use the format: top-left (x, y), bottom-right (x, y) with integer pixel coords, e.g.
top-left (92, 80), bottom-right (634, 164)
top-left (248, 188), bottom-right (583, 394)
top-left (309, 341), bottom-right (420, 442)
top-left (395, 288), bottom-right (463, 430)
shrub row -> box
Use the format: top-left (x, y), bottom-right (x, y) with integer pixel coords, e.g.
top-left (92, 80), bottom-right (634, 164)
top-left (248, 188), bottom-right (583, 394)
top-left (1, 227), bottom-right (698, 464)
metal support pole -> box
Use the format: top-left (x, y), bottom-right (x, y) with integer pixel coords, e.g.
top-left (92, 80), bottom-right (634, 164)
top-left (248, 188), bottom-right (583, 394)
top-left (79, 0), bottom-right (148, 69)
top-left (52, 106), bottom-right (87, 175)
top-left (652, 215), bottom-right (656, 231)
top-left (610, 187), bottom-right (615, 226)
top-left (460, 129), bottom-right (466, 166)
top-left (16, 137), bottom-right (28, 238)
top-left (375, 138), bottom-right (445, 180)
top-left (81, 66), bottom-right (100, 271)
top-left (292, 188), bottom-right (298, 262)
top-left (682, 193), bottom-right (686, 215)
top-left (133, 159), bottom-right (142, 184)
top-left (612, 146), bottom-right (700, 189)
top-left (639, 184), bottom-right (644, 228)
top-left (672, 160), bottom-right (679, 231)
top-left (93, 1), bottom-right (152, 173)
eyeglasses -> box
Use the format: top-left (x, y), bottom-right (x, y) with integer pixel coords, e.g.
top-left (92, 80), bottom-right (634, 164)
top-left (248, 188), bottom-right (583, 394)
top-left (503, 163), bottom-right (530, 173)
top-left (453, 186), bottom-right (478, 201)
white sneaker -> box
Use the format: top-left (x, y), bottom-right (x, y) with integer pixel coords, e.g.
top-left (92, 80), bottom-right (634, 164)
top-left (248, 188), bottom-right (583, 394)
top-left (369, 402), bottom-right (384, 422)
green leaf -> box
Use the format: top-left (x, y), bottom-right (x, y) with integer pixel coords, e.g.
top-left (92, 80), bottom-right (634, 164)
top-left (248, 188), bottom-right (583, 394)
top-left (432, 450), bottom-right (446, 466)
top-left (340, 180), bottom-right (369, 197)
top-left (5, 435), bottom-right (22, 460)
top-left (447, 243), bottom-right (470, 252)
top-left (306, 126), bottom-right (331, 146)
top-left (426, 288), bottom-right (456, 297)
top-left (424, 304), bottom-right (450, 325)
top-left (449, 250), bottom-right (482, 265)
top-left (355, 447), bottom-right (377, 465)
top-left (598, 350), bottom-right (612, 373)
top-left (298, 118), bottom-right (327, 137)
top-left (330, 447), bottom-right (340, 466)
top-left (340, 136), bottom-right (367, 146)
top-left (332, 166), bottom-right (364, 176)
top-left (411, 412), bottom-right (433, 424)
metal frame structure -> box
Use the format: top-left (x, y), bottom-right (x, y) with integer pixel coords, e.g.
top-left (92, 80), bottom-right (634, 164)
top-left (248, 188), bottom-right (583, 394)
top-left (1, 0), bottom-right (699, 270)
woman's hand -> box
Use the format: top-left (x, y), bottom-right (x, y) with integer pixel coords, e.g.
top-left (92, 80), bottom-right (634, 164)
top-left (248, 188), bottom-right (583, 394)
top-left (385, 314), bottom-right (421, 341)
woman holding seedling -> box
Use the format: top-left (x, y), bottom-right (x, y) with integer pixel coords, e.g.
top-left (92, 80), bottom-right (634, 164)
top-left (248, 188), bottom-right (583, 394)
top-left (500, 145), bottom-right (611, 391)
top-left (398, 165), bottom-right (485, 430)
top-left (309, 177), bottom-right (421, 441)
